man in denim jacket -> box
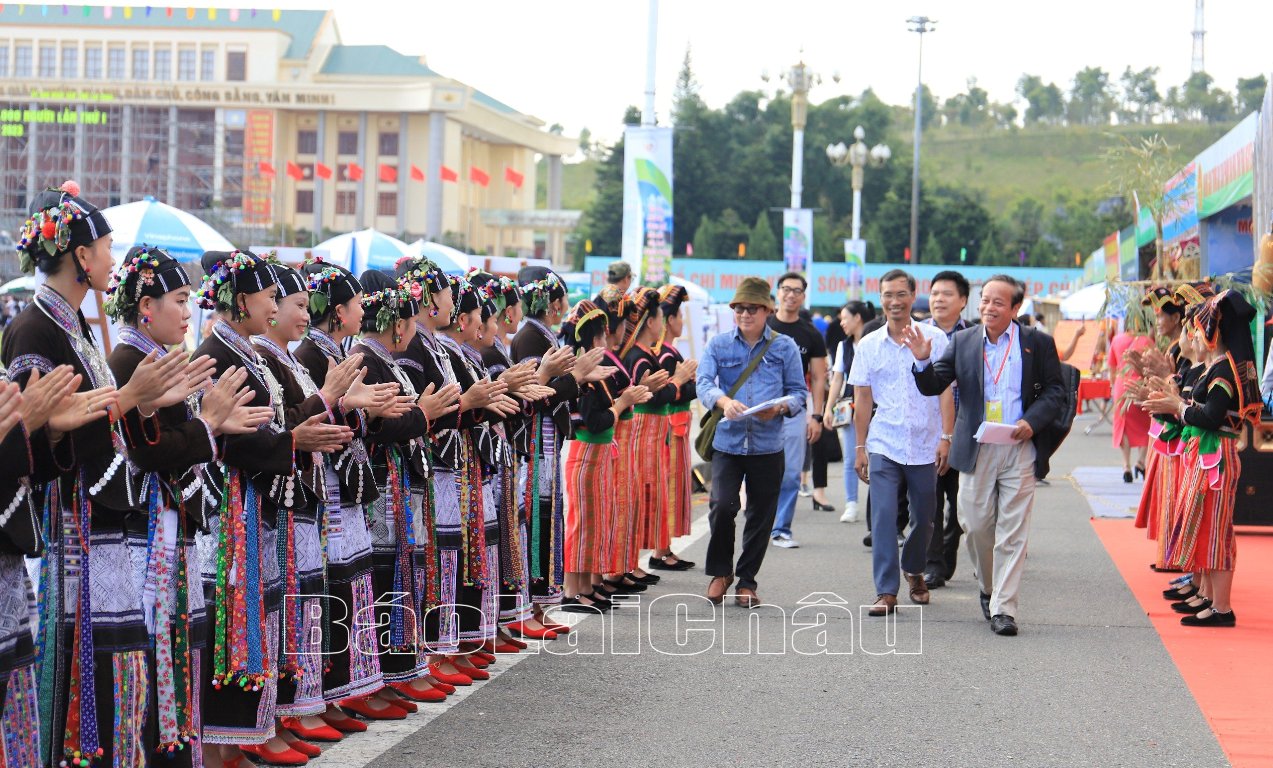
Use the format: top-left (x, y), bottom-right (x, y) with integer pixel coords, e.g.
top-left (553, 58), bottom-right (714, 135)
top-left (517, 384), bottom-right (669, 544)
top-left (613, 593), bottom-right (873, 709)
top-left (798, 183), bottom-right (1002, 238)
top-left (697, 277), bottom-right (808, 608)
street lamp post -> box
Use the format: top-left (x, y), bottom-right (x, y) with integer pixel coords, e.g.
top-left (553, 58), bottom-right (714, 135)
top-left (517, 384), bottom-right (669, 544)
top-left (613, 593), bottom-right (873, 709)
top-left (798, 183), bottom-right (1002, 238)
top-left (764, 57), bottom-right (823, 209)
top-left (907, 15), bottom-right (936, 263)
top-left (826, 125), bottom-right (891, 241)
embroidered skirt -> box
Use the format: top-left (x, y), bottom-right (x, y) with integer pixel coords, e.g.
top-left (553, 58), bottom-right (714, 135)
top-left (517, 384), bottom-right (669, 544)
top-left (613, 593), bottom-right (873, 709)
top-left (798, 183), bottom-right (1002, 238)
top-left (564, 438), bottom-right (617, 574)
top-left (1167, 435), bottom-right (1239, 571)
top-left (434, 469), bottom-right (498, 645)
top-left (275, 511), bottom-right (327, 717)
top-left (368, 481), bottom-right (433, 680)
top-left (520, 416), bottom-right (564, 606)
top-left (317, 466), bottom-right (382, 702)
top-left (493, 460), bottom-right (531, 626)
top-left (667, 408), bottom-right (694, 539)
top-left (631, 411), bottom-right (672, 551)
top-left (0, 554), bottom-right (38, 768)
top-left (607, 415), bottom-right (639, 574)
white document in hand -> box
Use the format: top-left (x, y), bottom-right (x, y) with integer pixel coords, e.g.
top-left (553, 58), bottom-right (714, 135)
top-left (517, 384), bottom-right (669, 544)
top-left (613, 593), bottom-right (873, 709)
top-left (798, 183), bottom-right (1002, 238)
top-left (974, 421), bottom-right (1019, 445)
top-left (736, 396), bottom-right (798, 419)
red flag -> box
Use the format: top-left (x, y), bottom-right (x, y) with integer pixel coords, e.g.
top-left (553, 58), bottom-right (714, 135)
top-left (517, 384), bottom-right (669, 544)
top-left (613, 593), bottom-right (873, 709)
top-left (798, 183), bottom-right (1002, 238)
top-left (378, 164), bottom-right (397, 183)
top-left (258, 160), bottom-right (277, 177)
top-left (469, 166), bottom-right (490, 187)
top-left (285, 161), bottom-right (304, 181)
top-left (346, 163), bottom-right (364, 182)
top-left (410, 164), bottom-right (426, 182)
top-left (314, 162), bottom-right (333, 180)
top-left (440, 165), bottom-right (459, 183)
top-left (504, 166), bottom-right (524, 189)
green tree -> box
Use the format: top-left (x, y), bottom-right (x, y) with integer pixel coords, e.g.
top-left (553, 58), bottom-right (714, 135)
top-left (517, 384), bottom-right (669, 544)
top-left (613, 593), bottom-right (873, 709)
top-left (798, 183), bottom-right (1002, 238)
top-left (748, 211), bottom-right (779, 261)
top-left (1119, 66), bottom-right (1160, 123)
top-left (1237, 75), bottom-right (1268, 116)
top-left (691, 214), bottom-right (719, 259)
top-left (671, 45), bottom-right (725, 254)
top-left (1181, 71), bottom-right (1214, 121)
top-left (931, 187), bottom-right (995, 265)
top-left (1067, 66), bottom-right (1115, 125)
top-left (575, 106), bottom-right (638, 259)
top-left (1017, 74), bottom-right (1065, 125)
top-left (717, 208), bottom-right (750, 258)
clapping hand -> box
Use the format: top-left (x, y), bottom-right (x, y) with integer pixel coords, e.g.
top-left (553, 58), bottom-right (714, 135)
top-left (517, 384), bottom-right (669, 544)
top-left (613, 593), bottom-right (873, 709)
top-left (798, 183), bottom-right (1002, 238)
top-left (570, 347), bottom-right (607, 383)
top-left (899, 325), bottom-right (932, 361)
top-left (16, 366), bottom-right (80, 432)
top-left (122, 350), bottom-right (190, 413)
top-left (369, 394), bottom-right (416, 421)
top-left (340, 369), bottom-right (399, 411)
top-left (639, 368), bottom-right (671, 392)
top-left (200, 367), bottom-right (274, 435)
top-left (538, 347), bottom-right (575, 381)
top-left (460, 377), bottom-right (508, 412)
top-left (49, 386), bottom-right (119, 434)
top-left (418, 382), bottom-right (462, 421)
top-left (150, 355), bottom-right (217, 410)
top-left (496, 361), bottom-right (538, 395)
top-left (671, 359), bottom-right (698, 386)
top-left (292, 412), bottom-right (353, 453)
top-left (0, 382), bottom-right (21, 440)
top-left (517, 383), bottom-right (557, 402)
top-left (320, 354), bottom-right (365, 405)
top-left (617, 384), bottom-right (652, 409)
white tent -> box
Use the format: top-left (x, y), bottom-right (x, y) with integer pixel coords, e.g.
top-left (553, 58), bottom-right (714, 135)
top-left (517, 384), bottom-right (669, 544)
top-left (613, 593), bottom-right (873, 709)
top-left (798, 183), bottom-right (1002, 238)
top-left (408, 240), bottom-right (469, 273)
top-left (1059, 282), bottom-right (1107, 320)
top-left (314, 229), bottom-right (413, 274)
top-left (101, 197), bottom-right (235, 263)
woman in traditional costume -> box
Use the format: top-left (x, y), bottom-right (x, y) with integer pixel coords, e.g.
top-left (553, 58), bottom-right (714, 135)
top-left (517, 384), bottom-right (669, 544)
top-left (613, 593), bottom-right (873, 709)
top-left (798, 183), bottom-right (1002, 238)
top-left (655, 285), bottom-right (699, 547)
top-left (3, 185), bottom-right (200, 768)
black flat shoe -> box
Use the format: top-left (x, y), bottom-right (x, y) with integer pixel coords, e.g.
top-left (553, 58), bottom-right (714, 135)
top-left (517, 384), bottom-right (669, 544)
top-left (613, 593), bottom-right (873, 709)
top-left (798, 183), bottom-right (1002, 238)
top-left (980, 592), bottom-right (992, 621)
top-left (812, 500), bottom-right (835, 512)
top-left (560, 596), bottom-right (608, 614)
top-left (1163, 584), bottom-right (1198, 601)
top-left (1171, 598), bottom-right (1211, 614)
top-left (603, 577), bottom-right (647, 593)
top-left (1123, 470), bottom-right (1133, 483)
top-left (1181, 609), bottom-right (1235, 627)
top-left (629, 572), bottom-right (660, 585)
top-left (923, 570), bottom-right (946, 589)
top-left (862, 533), bottom-right (872, 547)
top-left (1150, 563), bottom-right (1184, 573)
top-left (585, 591), bottom-right (616, 610)
top-left (990, 614), bottom-right (1018, 636)
top-left (648, 555), bottom-right (695, 571)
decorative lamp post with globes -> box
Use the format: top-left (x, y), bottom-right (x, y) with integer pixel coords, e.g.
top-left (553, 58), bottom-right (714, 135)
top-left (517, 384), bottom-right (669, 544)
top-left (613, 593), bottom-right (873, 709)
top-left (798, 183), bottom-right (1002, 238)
top-left (826, 125), bottom-right (891, 242)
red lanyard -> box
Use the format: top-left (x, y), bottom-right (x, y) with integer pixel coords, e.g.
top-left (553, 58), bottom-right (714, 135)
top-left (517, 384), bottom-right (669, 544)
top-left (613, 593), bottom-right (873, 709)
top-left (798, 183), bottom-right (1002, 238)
top-left (983, 326), bottom-right (1014, 387)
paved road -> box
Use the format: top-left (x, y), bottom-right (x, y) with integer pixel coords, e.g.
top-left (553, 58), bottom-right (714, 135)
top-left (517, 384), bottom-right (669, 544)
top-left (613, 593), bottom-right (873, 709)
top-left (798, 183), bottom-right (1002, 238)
top-left (327, 416), bottom-right (1228, 768)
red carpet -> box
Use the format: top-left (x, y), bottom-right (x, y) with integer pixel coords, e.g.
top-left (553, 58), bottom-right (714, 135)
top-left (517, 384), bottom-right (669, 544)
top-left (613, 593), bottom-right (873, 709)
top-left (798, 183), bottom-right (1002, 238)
top-left (1092, 518), bottom-right (1273, 767)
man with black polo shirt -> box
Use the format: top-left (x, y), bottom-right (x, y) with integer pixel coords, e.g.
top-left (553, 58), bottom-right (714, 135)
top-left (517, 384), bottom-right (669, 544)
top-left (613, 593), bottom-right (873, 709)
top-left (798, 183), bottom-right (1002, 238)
top-left (768, 271), bottom-right (827, 549)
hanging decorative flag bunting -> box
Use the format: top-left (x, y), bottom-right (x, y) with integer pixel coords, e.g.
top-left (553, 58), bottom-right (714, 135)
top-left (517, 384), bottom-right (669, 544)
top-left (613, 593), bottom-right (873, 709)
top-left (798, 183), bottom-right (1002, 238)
top-left (504, 167), bottom-right (524, 189)
top-left (440, 165), bottom-right (458, 183)
top-left (469, 166), bottom-right (490, 187)
top-left (409, 164), bottom-right (425, 182)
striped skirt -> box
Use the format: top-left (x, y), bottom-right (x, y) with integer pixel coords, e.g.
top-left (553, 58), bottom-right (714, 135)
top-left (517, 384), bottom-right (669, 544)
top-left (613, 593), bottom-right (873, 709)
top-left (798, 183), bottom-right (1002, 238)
top-left (1167, 436), bottom-right (1239, 571)
top-left (667, 408), bottom-right (694, 538)
top-left (632, 412), bottom-right (672, 551)
top-left (607, 415), bottom-right (639, 573)
top-left (564, 437), bottom-right (617, 573)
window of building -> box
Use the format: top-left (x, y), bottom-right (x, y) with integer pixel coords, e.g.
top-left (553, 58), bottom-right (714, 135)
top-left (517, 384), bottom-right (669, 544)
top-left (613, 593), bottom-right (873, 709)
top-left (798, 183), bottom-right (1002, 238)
top-left (107, 47), bottom-right (126, 79)
top-left (377, 192), bottom-right (397, 217)
top-left (132, 48), bottom-right (148, 80)
top-left (153, 47), bottom-right (171, 81)
top-left (0, 46), bottom-right (8, 78)
top-left (38, 45), bottom-right (55, 78)
top-left (295, 189), bottom-right (314, 214)
top-left (296, 129), bottom-right (318, 155)
top-left (200, 49), bottom-right (215, 81)
top-left (60, 47), bottom-right (77, 79)
top-left (83, 47), bottom-right (101, 79)
top-left (14, 44), bottom-right (31, 78)
top-left (377, 132), bottom-right (399, 157)
top-left (225, 50), bottom-right (245, 82)
top-left (177, 48), bottom-right (196, 81)
top-left (335, 190), bottom-right (357, 215)
top-left (337, 131), bottom-right (358, 156)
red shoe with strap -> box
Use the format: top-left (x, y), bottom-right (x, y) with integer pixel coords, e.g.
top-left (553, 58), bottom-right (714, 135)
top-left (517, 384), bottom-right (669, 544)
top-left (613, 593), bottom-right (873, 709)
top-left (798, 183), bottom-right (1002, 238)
top-left (278, 733), bottom-right (322, 759)
top-left (498, 633), bottom-right (529, 649)
top-left (338, 696), bottom-right (408, 720)
top-left (375, 688), bottom-right (418, 713)
top-left (428, 662), bottom-right (474, 687)
top-left (424, 674), bottom-right (457, 695)
top-left (451, 659), bottom-right (489, 681)
top-left (240, 743), bottom-right (310, 766)
top-left (390, 680), bottom-right (447, 702)
top-left (541, 621), bottom-right (572, 635)
top-left (320, 707), bottom-right (368, 733)
top-left (280, 717), bottom-right (343, 743)
top-left (506, 621), bottom-right (558, 640)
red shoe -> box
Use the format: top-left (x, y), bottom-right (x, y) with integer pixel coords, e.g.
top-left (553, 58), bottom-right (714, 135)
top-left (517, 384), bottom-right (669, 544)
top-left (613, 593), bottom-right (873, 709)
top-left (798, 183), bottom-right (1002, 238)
top-left (390, 680), bottom-right (447, 702)
top-left (507, 621), bottom-right (558, 640)
top-left (320, 707), bottom-right (367, 733)
top-left (542, 621), bottom-right (572, 635)
top-left (240, 743), bottom-right (310, 766)
top-left (472, 651), bottom-right (497, 665)
top-left (451, 662), bottom-right (489, 681)
top-left (280, 717), bottom-right (343, 743)
top-left (463, 654), bottom-right (490, 669)
top-left (500, 635), bottom-right (528, 650)
top-left (428, 663), bottom-right (474, 687)
top-left (279, 734), bottom-right (322, 759)
top-left (425, 675), bottom-right (456, 694)
top-left (375, 689), bottom-right (418, 713)
top-left (493, 642), bottom-right (521, 654)
top-left (338, 696), bottom-right (408, 720)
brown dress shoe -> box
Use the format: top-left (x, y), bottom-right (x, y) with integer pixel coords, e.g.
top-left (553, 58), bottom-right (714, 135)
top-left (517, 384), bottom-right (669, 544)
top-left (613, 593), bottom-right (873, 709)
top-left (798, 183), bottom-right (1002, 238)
top-left (706, 575), bottom-right (734, 604)
top-left (868, 594), bottom-right (898, 616)
top-left (735, 587), bottom-right (759, 608)
top-left (906, 573), bottom-right (930, 605)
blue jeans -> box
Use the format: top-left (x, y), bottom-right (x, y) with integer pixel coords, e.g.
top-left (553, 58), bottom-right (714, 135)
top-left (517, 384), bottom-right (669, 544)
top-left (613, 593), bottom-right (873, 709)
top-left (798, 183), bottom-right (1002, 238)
top-left (838, 423), bottom-right (859, 503)
top-left (867, 453), bottom-right (936, 597)
top-left (770, 414), bottom-right (807, 538)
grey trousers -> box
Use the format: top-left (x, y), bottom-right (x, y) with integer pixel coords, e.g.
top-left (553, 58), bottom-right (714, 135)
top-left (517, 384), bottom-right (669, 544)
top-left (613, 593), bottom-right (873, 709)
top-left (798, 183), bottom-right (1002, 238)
top-left (958, 441), bottom-right (1037, 618)
top-left (867, 453), bottom-right (936, 597)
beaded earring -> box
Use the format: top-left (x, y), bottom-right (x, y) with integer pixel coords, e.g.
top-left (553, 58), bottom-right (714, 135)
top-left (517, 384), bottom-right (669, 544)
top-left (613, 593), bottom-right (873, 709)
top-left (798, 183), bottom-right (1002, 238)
top-left (268, 318), bottom-right (278, 327)
top-left (141, 312), bottom-right (152, 325)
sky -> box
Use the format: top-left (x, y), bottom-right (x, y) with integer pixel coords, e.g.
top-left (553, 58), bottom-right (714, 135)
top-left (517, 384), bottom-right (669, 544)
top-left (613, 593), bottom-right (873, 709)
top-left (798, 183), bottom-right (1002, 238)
top-left (283, 0), bottom-right (1270, 150)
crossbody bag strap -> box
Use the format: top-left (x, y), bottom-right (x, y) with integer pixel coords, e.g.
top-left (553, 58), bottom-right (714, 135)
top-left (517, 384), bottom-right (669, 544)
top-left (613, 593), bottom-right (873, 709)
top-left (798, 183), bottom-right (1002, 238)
top-left (725, 335), bottom-right (777, 401)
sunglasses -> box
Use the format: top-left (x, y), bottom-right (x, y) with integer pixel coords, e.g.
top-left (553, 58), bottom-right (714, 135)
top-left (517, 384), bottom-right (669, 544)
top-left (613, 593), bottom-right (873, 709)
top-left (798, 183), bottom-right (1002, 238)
top-left (733, 304), bottom-right (763, 316)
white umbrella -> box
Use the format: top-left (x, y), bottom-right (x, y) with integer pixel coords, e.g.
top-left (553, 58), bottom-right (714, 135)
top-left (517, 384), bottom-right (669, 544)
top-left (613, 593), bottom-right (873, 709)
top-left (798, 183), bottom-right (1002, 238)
top-left (1059, 282), bottom-right (1107, 320)
top-left (0, 275), bottom-right (37, 294)
top-left (315, 229), bottom-right (413, 275)
top-left (101, 197), bottom-right (235, 263)
top-left (409, 239), bottom-right (469, 274)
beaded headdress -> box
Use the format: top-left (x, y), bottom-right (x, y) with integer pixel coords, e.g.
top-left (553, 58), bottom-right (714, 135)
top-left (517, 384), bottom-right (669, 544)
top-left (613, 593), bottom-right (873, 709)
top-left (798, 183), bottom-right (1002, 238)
top-left (102, 245), bottom-right (192, 322)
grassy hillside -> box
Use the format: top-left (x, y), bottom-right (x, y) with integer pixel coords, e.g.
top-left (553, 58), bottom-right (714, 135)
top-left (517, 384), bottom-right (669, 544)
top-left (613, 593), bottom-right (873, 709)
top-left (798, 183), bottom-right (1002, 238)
top-left (546, 122), bottom-right (1235, 218)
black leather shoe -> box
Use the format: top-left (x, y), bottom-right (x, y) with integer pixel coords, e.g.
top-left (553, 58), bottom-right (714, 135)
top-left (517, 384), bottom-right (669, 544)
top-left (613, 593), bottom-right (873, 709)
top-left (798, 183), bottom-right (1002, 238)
top-left (923, 569), bottom-right (946, 589)
top-left (1180, 609), bottom-right (1236, 627)
top-left (1171, 598), bottom-right (1211, 615)
top-left (812, 500), bottom-right (835, 512)
top-left (862, 533), bottom-right (872, 547)
top-left (1163, 584), bottom-right (1198, 601)
top-left (990, 614), bottom-right (1018, 636)
top-left (629, 572), bottom-right (660, 585)
top-left (979, 592), bottom-right (992, 621)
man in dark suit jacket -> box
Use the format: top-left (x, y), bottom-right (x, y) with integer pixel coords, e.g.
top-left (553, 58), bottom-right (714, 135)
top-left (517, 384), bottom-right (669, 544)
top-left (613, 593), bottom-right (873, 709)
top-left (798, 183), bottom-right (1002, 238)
top-left (902, 275), bottom-right (1066, 637)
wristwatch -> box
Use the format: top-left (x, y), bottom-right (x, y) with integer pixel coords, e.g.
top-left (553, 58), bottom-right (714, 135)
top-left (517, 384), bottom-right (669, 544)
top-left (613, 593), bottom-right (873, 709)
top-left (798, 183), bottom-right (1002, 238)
top-left (940, 434), bottom-right (953, 442)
